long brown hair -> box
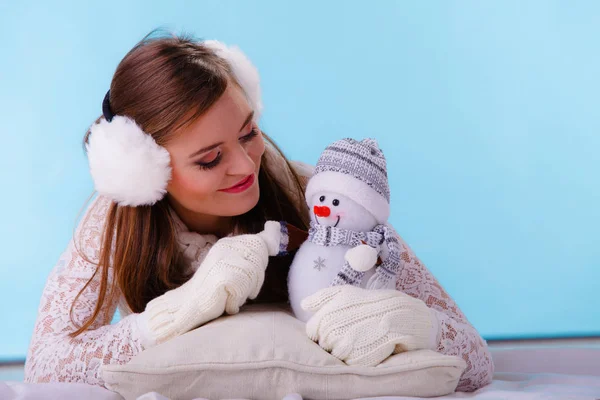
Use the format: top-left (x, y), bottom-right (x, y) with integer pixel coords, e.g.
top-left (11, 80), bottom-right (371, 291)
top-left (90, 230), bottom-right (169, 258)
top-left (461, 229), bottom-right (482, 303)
top-left (69, 29), bottom-right (309, 337)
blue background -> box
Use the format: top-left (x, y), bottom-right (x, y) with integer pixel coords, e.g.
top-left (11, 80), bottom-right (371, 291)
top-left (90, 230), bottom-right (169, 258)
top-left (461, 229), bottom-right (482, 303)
top-left (0, 1), bottom-right (598, 360)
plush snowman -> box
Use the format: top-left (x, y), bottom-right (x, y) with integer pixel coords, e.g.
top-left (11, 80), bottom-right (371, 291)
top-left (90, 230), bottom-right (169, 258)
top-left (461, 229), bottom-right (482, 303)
top-left (287, 138), bottom-right (402, 323)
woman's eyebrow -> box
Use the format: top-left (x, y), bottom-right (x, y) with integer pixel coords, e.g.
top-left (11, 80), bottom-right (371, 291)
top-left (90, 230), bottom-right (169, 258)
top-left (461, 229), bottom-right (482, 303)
top-left (188, 111), bottom-right (254, 159)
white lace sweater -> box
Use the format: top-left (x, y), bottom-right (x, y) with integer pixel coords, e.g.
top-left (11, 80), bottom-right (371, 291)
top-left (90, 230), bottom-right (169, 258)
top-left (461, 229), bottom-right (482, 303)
top-left (23, 147), bottom-right (494, 392)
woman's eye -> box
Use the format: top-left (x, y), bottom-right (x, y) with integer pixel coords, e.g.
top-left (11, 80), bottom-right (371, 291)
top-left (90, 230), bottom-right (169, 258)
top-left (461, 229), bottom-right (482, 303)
top-left (240, 127), bottom-right (259, 143)
top-left (196, 151), bottom-right (222, 170)
top-left (195, 127), bottom-right (257, 171)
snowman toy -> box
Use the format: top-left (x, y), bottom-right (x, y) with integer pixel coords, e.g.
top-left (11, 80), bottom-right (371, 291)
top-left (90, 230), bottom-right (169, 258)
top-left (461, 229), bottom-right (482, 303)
top-left (286, 138), bottom-right (403, 323)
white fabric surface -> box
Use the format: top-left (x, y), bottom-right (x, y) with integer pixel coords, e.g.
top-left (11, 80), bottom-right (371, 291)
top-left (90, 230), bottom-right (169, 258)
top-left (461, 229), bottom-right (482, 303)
top-left (3, 372), bottom-right (600, 400)
top-left (0, 380), bottom-right (123, 400)
top-left (100, 301), bottom-right (464, 400)
top-left (491, 346), bottom-right (600, 377)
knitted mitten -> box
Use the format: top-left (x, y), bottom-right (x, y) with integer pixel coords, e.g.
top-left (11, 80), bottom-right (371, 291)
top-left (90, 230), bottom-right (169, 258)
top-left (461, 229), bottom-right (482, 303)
top-left (140, 221), bottom-right (282, 346)
top-left (301, 285), bottom-right (440, 367)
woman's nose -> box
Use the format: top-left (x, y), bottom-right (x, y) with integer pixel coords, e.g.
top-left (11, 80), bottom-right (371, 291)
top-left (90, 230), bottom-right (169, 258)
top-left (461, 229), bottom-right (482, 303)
top-left (228, 145), bottom-right (256, 176)
top-left (314, 205), bottom-right (331, 217)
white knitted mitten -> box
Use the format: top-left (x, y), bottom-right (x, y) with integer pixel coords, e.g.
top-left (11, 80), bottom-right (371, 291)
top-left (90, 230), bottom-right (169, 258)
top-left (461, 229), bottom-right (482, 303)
top-left (301, 285), bottom-right (440, 367)
top-left (141, 221), bottom-right (282, 346)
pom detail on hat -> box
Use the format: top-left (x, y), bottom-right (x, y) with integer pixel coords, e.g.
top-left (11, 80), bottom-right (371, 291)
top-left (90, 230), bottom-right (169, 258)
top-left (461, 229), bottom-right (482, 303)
top-left (86, 116), bottom-right (172, 207)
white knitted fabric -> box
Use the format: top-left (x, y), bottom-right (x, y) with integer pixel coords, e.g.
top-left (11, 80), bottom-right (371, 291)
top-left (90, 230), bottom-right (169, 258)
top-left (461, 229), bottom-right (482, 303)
top-left (301, 285), bottom-right (439, 367)
top-left (141, 221), bottom-right (281, 345)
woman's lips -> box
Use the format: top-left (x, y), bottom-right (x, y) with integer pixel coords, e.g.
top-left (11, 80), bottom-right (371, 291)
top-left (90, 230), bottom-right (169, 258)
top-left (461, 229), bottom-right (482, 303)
top-left (218, 174), bottom-right (255, 193)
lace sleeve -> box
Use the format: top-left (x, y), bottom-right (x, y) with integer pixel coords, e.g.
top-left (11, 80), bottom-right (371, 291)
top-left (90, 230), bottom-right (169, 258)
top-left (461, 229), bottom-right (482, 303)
top-left (24, 195), bottom-right (147, 387)
top-left (393, 229), bottom-right (494, 392)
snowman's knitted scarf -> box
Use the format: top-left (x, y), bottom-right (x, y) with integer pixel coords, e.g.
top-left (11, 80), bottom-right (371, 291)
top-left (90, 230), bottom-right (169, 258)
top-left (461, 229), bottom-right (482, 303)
top-left (307, 220), bottom-right (402, 289)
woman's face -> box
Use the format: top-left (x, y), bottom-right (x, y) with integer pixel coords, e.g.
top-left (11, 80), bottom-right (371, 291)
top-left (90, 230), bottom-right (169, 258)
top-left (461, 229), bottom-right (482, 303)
top-left (164, 84), bottom-right (265, 233)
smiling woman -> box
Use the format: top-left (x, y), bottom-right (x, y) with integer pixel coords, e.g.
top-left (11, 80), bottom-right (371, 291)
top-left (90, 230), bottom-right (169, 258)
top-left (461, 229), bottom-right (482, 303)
top-left (165, 85), bottom-right (267, 236)
top-left (23, 30), bottom-right (312, 386)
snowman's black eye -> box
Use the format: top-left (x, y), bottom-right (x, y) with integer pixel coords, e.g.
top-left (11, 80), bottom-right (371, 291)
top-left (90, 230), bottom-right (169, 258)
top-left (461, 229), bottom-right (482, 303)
top-left (319, 195), bottom-right (326, 202)
top-left (332, 199), bottom-right (340, 206)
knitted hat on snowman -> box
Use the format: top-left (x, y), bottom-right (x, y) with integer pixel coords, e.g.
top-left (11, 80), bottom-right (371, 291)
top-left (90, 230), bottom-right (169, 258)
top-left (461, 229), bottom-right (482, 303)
top-left (305, 138), bottom-right (390, 224)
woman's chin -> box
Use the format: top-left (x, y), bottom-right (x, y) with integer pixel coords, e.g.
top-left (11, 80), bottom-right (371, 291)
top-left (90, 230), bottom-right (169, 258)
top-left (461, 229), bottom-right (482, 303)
top-left (217, 185), bottom-right (260, 216)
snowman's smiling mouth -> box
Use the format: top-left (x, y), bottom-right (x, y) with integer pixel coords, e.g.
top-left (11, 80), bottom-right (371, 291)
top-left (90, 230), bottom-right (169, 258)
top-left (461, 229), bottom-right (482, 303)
top-left (315, 215), bottom-right (341, 227)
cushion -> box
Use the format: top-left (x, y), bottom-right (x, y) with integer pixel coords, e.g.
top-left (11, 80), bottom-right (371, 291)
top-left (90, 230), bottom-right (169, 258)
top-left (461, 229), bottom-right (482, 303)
top-left (101, 303), bottom-right (466, 400)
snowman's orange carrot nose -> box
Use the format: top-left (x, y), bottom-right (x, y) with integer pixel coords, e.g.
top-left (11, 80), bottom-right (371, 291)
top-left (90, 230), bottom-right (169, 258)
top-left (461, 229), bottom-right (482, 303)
top-left (314, 205), bottom-right (331, 217)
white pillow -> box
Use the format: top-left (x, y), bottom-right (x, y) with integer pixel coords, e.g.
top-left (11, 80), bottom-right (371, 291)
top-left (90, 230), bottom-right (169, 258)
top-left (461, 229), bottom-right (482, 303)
top-left (101, 303), bottom-right (466, 400)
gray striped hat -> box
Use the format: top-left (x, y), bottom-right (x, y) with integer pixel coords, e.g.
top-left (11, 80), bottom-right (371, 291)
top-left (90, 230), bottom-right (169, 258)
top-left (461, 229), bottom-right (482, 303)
top-left (305, 138), bottom-right (390, 224)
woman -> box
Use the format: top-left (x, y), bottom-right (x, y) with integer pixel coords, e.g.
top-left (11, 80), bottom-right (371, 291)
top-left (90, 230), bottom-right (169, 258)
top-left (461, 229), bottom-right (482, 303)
top-left (24, 30), bottom-right (494, 392)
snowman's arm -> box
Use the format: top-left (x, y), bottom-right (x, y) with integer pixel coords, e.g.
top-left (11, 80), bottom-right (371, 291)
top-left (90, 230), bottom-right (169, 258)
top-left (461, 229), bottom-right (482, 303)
top-left (344, 244), bottom-right (379, 272)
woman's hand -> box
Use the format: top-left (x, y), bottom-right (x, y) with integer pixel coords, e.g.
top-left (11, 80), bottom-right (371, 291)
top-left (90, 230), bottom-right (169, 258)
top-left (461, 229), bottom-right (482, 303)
top-left (300, 285), bottom-right (440, 367)
top-left (142, 221), bottom-right (282, 345)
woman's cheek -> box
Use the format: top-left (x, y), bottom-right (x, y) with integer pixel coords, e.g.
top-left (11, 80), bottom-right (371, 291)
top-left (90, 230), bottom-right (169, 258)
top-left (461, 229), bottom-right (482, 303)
top-left (166, 164), bottom-right (186, 195)
top-left (194, 172), bottom-right (223, 197)
top-left (175, 167), bottom-right (219, 199)
top-left (250, 135), bottom-right (266, 162)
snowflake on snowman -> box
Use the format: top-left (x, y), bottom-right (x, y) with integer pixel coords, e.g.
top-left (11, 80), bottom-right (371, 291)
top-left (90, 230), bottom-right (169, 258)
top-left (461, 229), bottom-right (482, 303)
top-left (280, 137), bottom-right (403, 323)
